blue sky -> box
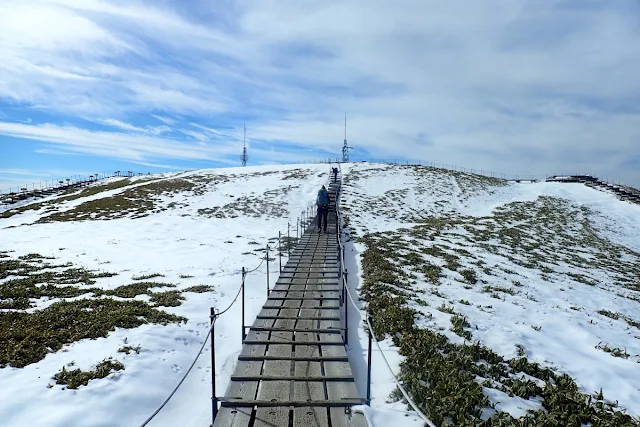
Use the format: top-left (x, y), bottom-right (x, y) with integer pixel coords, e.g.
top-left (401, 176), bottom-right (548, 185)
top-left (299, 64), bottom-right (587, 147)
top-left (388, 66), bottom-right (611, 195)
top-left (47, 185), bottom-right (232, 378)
top-left (1, 0), bottom-right (639, 191)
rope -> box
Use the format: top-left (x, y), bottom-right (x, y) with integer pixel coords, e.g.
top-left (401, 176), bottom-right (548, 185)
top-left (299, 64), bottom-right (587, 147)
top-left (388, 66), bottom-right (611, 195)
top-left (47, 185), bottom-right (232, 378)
top-left (245, 256), bottom-right (266, 274)
top-left (140, 318), bottom-right (217, 427)
top-left (139, 253), bottom-right (265, 426)
top-left (333, 163), bottom-right (438, 427)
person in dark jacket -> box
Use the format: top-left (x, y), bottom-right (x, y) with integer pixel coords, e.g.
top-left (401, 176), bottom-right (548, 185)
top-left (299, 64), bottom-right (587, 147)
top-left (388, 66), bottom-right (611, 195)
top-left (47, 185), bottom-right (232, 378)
top-left (316, 185), bottom-right (329, 233)
top-left (332, 167), bottom-right (338, 182)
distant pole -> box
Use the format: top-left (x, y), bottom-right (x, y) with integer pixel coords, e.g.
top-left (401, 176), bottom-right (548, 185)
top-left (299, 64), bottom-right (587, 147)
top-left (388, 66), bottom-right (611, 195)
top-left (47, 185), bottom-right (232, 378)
top-left (266, 245), bottom-right (270, 296)
top-left (342, 113), bottom-right (352, 162)
top-left (241, 123), bottom-right (248, 167)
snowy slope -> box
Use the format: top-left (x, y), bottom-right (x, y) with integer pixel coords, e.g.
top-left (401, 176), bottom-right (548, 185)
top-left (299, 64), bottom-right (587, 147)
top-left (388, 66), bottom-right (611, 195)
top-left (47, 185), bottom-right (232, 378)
top-left (2, 162), bottom-right (639, 427)
top-left (339, 163), bottom-right (640, 424)
top-left (0, 165), bottom-right (330, 427)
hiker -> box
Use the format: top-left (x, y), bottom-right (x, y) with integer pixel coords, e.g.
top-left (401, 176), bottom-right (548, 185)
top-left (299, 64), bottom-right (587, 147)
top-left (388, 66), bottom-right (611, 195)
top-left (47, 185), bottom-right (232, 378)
top-left (316, 185), bottom-right (329, 233)
top-left (332, 167), bottom-right (338, 182)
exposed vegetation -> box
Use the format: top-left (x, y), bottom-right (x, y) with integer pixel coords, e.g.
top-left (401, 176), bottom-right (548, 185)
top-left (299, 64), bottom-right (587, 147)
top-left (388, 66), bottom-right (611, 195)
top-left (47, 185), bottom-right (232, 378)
top-left (343, 168), bottom-right (640, 425)
top-left (1, 298), bottom-right (185, 368)
top-left (0, 253), bottom-right (203, 369)
top-left (118, 345), bottom-right (142, 355)
top-left (53, 358), bottom-right (125, 389)
top-left (132, 273), bottom-right (165, 281)
top-left (183, 285), bottom-right (214, 293)
top-left (149, 290), bottom-right (185, 307)
top-left (359, 234), bottom-right (640, 425)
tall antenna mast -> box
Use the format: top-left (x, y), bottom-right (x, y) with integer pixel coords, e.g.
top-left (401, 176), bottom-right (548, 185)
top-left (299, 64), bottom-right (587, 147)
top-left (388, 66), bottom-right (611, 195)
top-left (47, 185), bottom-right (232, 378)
top-left (342, 113), bottom-right (352, 162)
top-left (241, 122), bottom-right (248, 167)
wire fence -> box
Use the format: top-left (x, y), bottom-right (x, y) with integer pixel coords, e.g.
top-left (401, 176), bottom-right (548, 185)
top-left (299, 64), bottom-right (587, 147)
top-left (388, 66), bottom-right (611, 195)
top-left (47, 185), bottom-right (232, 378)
top-left (334, 162), bottom-right (438, 427)
top-left (0, 170), bottom-right (150, 202)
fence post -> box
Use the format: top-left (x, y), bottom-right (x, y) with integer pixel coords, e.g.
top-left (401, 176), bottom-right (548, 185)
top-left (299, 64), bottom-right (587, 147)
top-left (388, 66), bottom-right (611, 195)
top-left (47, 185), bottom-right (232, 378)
top-left (266, 245), bottom-right (270, 296)
top-left (287, 222), bottom-right (291, 257)
top-left (367, 313), bottom-right (373, 405)
top-left (278, 231), bottom-right (282, 273)
top-left (241, 267), bottom-right (246, 342)
top-left (210, 307), bottom-right (218, 421)
top-left (344, 269), bottom-right (349, 346)
top-left (296, 217), bottom-right (299, 240)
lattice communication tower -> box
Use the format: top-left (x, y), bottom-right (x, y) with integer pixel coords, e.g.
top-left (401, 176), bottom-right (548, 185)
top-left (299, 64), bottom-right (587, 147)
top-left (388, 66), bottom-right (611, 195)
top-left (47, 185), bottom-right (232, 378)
top-left (341, 114), bottom-right (352, 162)
top-left (241, 123), bottom-right (248, 167)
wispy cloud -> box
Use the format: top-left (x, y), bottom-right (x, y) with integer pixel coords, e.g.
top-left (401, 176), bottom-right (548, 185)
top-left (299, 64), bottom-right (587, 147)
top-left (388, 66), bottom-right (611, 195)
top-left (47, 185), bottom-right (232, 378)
top-left (0, 121), bottom-right (239, 163)
top-left (0, 0), bottom-right (639, 185)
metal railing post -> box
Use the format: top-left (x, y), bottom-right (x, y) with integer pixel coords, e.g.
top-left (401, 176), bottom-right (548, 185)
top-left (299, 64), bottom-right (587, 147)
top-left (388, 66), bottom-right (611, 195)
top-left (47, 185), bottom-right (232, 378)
top-left (210, 307), bottom-right (218, 421)
top-left (278, 231), bottom-right (282, 273)
top-left (287, 222), bottom-right (291, 257)
top-left (344, 269), bottom-right (349, 346)
top-left (241, 267), bottom-right (246, 342)
top-left (296, 217), bottom-right (299, 240)
top-left (266, 245), bottom-right (270, 296)
top-left (367, 313), bottom-right (373, 405)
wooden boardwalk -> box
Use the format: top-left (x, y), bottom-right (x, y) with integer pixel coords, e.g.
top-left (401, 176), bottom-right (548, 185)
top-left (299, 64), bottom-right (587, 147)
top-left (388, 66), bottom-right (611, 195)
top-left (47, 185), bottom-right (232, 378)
top-left (213, 178), bottom-right (367, 427)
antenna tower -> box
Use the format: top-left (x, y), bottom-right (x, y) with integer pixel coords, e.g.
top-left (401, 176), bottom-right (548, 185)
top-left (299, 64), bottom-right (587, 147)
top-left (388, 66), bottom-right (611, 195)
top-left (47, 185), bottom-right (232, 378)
top-left (241, 123), bottom-right (248, 166)
top-left (341, 114), bottom-right (352, 162)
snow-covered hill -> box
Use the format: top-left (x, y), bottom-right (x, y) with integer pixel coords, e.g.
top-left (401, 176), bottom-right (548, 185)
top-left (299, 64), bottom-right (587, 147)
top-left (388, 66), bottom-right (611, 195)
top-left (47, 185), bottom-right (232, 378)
top-left (340, 163), bottom-right (640, 426)
top-left (1, 162), bottom-right (639, 426)
top-left (0, 165), bottom-right (329, 427)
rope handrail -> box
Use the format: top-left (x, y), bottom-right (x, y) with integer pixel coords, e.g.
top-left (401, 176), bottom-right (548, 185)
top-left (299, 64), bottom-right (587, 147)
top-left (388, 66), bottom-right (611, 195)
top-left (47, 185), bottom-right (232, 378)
top-left (139, 252), bottom-right (267, 427)
top-left (333, 162), bottom-right (438, 427)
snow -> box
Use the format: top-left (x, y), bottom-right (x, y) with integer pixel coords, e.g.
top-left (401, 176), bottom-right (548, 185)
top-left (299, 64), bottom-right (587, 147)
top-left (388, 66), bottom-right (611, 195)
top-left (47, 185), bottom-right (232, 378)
top-left (340, 163), bottom-right (640, 421)
top-left (0, 164), bottom-right (330, 427)
top-left (1, 162), bottom-right (639, 426)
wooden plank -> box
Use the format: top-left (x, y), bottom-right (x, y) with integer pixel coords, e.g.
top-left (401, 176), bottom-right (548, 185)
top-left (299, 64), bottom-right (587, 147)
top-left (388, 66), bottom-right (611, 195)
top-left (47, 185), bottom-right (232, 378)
top-left (231, 375), bottom-right (353, 381)
top-left (262, 306), bottom-right (339, 311)
top-left (272, 285), bottom-right (341, 292)
top-left (212, 407), bottom-right (252, 427)
top-left (267, 297), bottom-right (340, 301)
top-left (241, 340), bottom-right (345, 346)
top-left (238, 355), bottom-right (349, 362)
top-left (213, 333), bottom-right (268, 426)
top-left (257, 315), bottom-right (340, 321)
top-left (247, 327), bottom-right (342, 334)
top-left (253, 319), bottom-right (294, 427)
top-left (293, 375), bottom-right (329, 426)
top-left (219, 399), bottom-right (365, 407)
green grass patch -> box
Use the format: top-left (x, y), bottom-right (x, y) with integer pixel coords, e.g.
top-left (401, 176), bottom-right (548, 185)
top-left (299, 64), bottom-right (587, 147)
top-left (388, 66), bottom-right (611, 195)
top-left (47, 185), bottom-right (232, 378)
top-left (132, 273), bottom-right (165, 281)
top-left (595, 342), bottom-right (631, 359)
top-left (597, 309), bottom-right (621, 320)
top-left (358, 232), bottom-right (640, 426)
top-left (53, 358), bottom-right (125, 389)
top-left (118, 345), bottom-right (142, 355)
top-left (0, 298), bottom-right (186, 368)
top-left (482, 285), bottom-right (518, 296)
top-left (149, 291), bottom-right (185, 307)
top-left (183, 285), bottom-right (214, 293)
top-left (104, 282), bottom-right (174, 298)
top-left (459, 268), bottom-right (477, 284)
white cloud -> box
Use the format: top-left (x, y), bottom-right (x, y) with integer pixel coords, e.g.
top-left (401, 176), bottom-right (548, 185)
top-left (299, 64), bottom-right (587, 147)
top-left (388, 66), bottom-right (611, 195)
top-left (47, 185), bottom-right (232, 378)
top-left (0, 121), bottom-right (242, 163)
top-left (0, 0), bottom-right (639, 185)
